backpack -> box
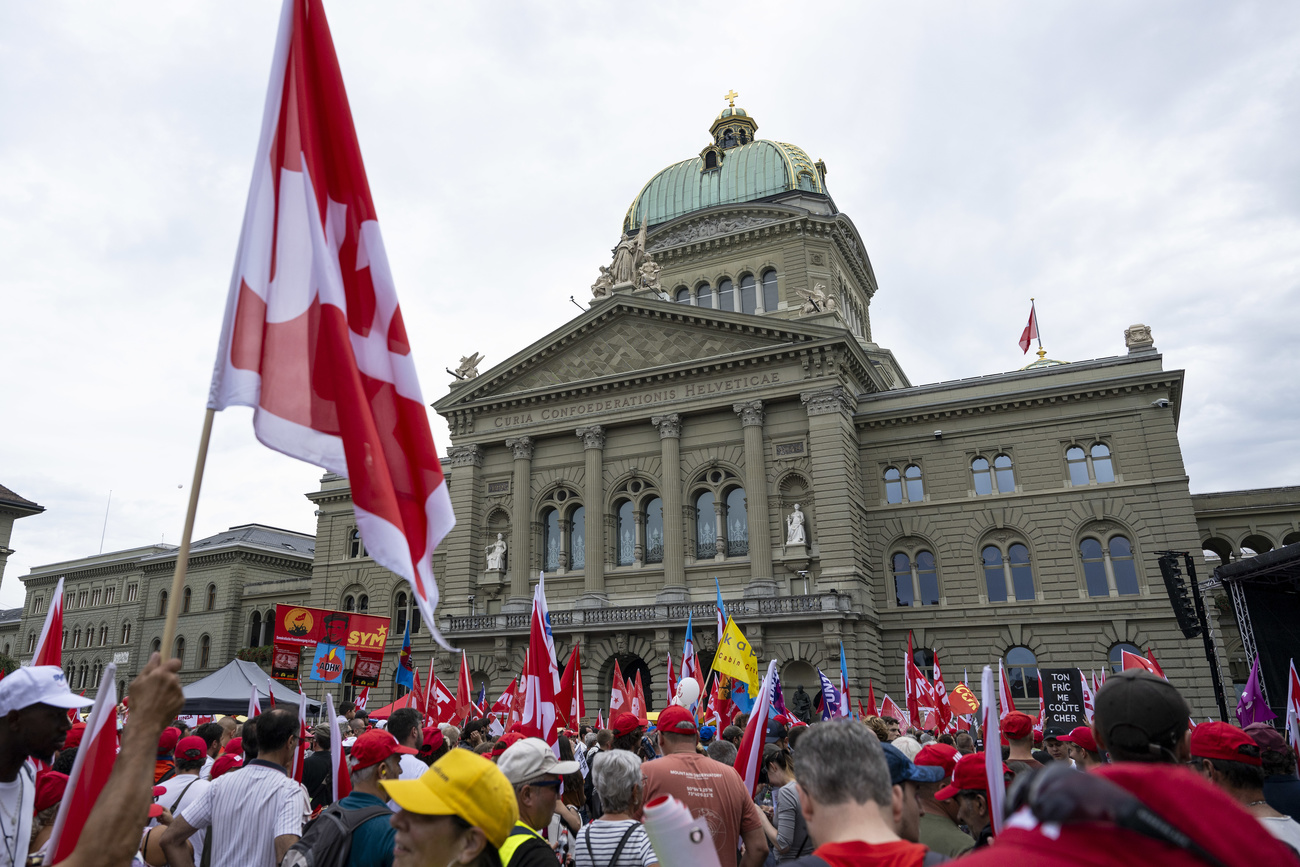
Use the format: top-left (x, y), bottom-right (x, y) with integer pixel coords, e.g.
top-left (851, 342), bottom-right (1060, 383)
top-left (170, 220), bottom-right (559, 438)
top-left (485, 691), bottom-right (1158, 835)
top-left (281, 802), bottom-right (392, 867)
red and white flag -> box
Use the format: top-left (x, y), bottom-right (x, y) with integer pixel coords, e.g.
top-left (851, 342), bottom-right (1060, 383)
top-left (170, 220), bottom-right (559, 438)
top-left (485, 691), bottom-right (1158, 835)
top-left (248, 685), bottom-right (262, 719)
top-left (879, 694), bottom-right (904, 723)
top-left (1018, 302), bottom-right (1038, 354)
top-left (1121, 649), bottom-right (1161, 677)
top-left (979, 666), bottom-right (1006, 835)
top-left (491, 678), bottom-right (518, 717)
top-left (631, 670), bottom-right (647, 718)
top-left (31, 577), bottom-right (65, 668)
top-left (609, 661), bottom-right (628, 716)
top-left (904, 633), bottom-right (935, 729)
top-left (665, 655), bottom-right (676, 707)
top-left (559, 647), bottom-right (584, 726)
top-left (46, 663), bottom-right (117, 862)
top-left (428, 675), bottom-right (454, 724)
top-left (932, 654), bottom-right (953, 734)
top-left (1145, 649), bottom-right (1167, 679)
top-left (519, 576), bottom-right (561, 746)
top-left (1034, 673), bottom-right (1045, 737)
top-left (1285, 658), bottom-right (1300, 758)
top-left (998, 659), bottom-right (1017, 717)
top-left (354, 686), bottom-right (369, 710)
top-left (595, 708), bottom-right (605, 730)
top-left (1080, 669), bottom-right (1095, 724)
top-left (292, 688), bottom-right (308, 783)
top-left (455, 651), bottom-right (474, 723)
top-left (325, 693), bottom-right (351, 801)
top-left (207, 0), bottom-right (454, 647)
top-left (734, 660), bottom-right (778, 797)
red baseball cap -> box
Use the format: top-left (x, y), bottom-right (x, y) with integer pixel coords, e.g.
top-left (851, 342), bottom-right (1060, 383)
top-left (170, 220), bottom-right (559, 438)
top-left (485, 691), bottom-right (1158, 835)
top-left (176, 735), bottom-right (208, 763)
top-left (222, 737), bottom-right (243, 756)
top-left (1002, 711), bottom-right (1033, 740)
top-left (1190, 722), bottom-right (1262, 767)
top-left (935, 752), bottom-right (1012, 800)
top-left (914, 743), bottom-right (960, 778)
top-left (657, 706), bottom-right (698, 735)
top-left (157, 727), bottom-right (180, 754)
top-left (209, 754), bottom-right (243, 779)
top-left (1057, 725), bottom-right (1099, 754)
top-left (490, 731), bottom-right (526, 760)
top-left (611, 712), bottom-right (648, 737)
top-left (349, 729), bottom-right (418, 772)
top-left (418, 728), bottom-right (445, 756)
top-left (64, 722), bottom-right (87, 750)
top-left (34, 770), bottom-right (68, 814)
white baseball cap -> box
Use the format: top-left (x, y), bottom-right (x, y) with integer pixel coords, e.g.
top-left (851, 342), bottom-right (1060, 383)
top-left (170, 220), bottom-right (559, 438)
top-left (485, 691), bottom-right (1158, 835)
top-left (0, 667), bottom-right (95, 717)
top-left (496, 737), bottom-right (579, 785)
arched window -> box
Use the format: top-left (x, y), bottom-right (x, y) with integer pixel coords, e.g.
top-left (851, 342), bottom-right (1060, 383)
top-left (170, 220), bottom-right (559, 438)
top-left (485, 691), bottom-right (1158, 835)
top-left (884, 468), bottom-right (903, 504)
top-left (913, 647), bottom-right (936, 675)
top-left (904, 465), bottom-right (924, 502)
top-left (884, 465), bottom-right (924, 504)
top-left (343, 595), bottom-right (355, 612)
top-left (972, 457), bottom-right (993, 496)
top-left (983, 544), bottom-right (1031, 603)
top-left (704, 151), bottom-right (718, 170)
top-left (675, 287), bottom-right (691, 304)
top-left (1005, 647), bottom-right (1040, 702)
top-left (542, 508), bottom-right (560, 571)
top-left (1067, 443), bottom-right (1116, 486)
top-left (357, 594), bottom-right (369, 613)
top-left (994, 455), bottom-right (1015, 493)
top-left (739, 275), bottom-right (757, 314)
top-left (182, 587), bottom-right (192, 614)
top-left (158, 591), bottom-right (168, 617)
top-left (1109, 642), bottom-right (1141, 673)
top-left (26, 634), bottom-right (35, 654)
top-left (717, 278), bottom-right (735, 312)
top-left (199, 635), bottom-right (210, 668)
top-left (1091, 444), bottom-right (1115, 483)
top-left (892, 553), bottom-right (915, 607)
top-left (1110, 536), bottom-right (1138, 595)
top-left (348, 528), bottom-right (366, 558)
top-left (93, 660), bottom-right (102, 685)
top-left (892, 551), bottom-right (939, 607)
top-left (248, 610), bottom-right (262, 647)
top-left (570, 506), bottom-right (586, 569)
top-left (644, 497), bottom-right (664, 564)
top-left (1081, 538), bottom-right (1108, 597)
top-left (1009, 544), bottom-right (1035, 600)
top-left (62, 629), bottom-right (68, 650)
top-left (1082, 535), bottom-right (1141, 597)
top-left (695, 492), bottom-right (717, 558)
top-left (121, 622), bottom-right (131, 645)
top-left (206, 584), bottom-right (217, 611)
top-left (976, 455), bottom-right (1015, 494)
top-left (696, 283), bottom-right (713, 309)
top-left (151, 638), bottom-right (161, 655)
top-left (395, 591), bottom-right (408, 634)
top-left (725, 488), bottom-right (748, 556)
top-left (761, 270), bottom-right (778, 312)
top-left (99, 625), bottom-right (108, 647)
top-left (73, 628), bottom-right (81, 649)
top-left (616, 501), bottom-right (635, 566)
top-left (78, 664), bottom-right (88, 690)
top-left (174, 636), bottom-right (185, 669)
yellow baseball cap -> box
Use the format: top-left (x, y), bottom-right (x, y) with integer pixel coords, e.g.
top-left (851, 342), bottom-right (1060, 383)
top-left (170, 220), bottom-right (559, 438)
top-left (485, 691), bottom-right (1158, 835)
top-left (380, 749), bottom-right (519, 847)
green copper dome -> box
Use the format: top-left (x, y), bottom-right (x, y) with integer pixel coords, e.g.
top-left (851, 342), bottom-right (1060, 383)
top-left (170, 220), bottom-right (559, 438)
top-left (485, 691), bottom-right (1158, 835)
top-left (623, 138), bottom-right (827, 232)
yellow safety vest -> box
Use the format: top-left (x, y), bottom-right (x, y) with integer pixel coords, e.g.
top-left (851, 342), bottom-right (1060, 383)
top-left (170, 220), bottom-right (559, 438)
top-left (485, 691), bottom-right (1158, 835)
top-left (498, 821), bottom-right (546, 866)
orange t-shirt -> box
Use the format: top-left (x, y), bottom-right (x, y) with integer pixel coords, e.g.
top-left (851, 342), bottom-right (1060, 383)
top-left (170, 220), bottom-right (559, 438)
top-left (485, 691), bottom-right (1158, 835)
top-left (813, 840), bottom-right (929, 867)
top-left (153, 759), bottom-right (175, 783)
top-left (639, 752), bottom-right (762, 866)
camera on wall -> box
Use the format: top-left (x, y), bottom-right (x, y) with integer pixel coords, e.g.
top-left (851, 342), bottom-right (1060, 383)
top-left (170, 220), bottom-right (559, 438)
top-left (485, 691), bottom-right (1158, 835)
top-left (1151, 399), bottom-right (1170, 409)
top-left (467, 594), bottom-right (476, 611)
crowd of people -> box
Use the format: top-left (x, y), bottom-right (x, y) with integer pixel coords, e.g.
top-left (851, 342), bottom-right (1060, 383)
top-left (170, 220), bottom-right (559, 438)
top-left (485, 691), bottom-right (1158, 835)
top-left (1, 661), bottom-right (1299, 866)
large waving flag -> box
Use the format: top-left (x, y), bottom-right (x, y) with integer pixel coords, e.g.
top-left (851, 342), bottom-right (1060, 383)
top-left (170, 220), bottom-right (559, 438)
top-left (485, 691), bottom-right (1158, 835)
top-left (30, 577), bottom-right (65, 668)
top-left (454, 650), bottom-right (474, 722)
top-left (715, 618), bottom-right (760, 694)
top-left (207, 0), bottom-right (455, 648)
top-left (520, 575), bottom-right (561, 745)
top-left (734, 659), bottom-right (779, 797)
top-left (879, 693), bottom-right (904, 723)
top-left (46, 664), bottom-right (115, 862)
top-left (325, 693), bottom-right (351, 802)
top-left (609, 660), bottom-right (628, 716)
top-left (559, 647), bottom-right (584, 726)
top-left (932, 652), bottom-right (953, 733)
top-left (980, 666), bottom-right (1006, 835)
top-left (1237, 656), bottom-right (1278, 726)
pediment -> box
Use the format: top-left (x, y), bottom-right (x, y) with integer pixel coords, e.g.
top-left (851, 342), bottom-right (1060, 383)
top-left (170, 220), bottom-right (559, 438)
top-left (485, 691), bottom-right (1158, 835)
top-left (434, 297), bottom-right (851, 410)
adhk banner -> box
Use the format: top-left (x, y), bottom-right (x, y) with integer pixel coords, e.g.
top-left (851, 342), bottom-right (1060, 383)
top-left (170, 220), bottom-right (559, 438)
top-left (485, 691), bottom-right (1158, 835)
top-left (275, 604), bottom-right (391, 652)
top-left (1040, 668), bottom-right (1087, 730)
top-left (311, 643), bottom-right (346, 684)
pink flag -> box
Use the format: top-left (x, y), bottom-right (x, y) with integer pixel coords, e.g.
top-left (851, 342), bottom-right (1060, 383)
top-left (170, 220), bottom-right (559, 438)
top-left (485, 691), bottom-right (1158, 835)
top-left (326, 693), bottom-right (351, 802)
top-left (207, 0), bottom-right (454, 647)
top-left (47, 664), bottom-right (117, 862)
top-left (519, 575), bottom-right (561, 746)
top-left (32, 577), bottom-right (65, 668)
top-left (1018, 302), bottom-right (1038, 354)
top-left (734, 660), bottom-right (778, 797)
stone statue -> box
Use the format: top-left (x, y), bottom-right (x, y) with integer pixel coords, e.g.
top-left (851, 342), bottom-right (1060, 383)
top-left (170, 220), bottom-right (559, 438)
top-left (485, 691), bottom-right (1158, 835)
top-left (823, 291), bottom-right (839, 314)
top-left (454, 353), bottom-right (484, 379)
top-left (638, 258), bottom-right (662, 292)
top-left (591, 266), bottom-right (615, 299)
top-left (607, 219), bottom-right (649, 287)
top-left (794, 283), bottom-right (828, 314)
top-left (484, 533), bottom-right (507, 571)
top-left (792, 685), bottom-right (813, 724)
top-left (786, 504), bottom-right (807, 546)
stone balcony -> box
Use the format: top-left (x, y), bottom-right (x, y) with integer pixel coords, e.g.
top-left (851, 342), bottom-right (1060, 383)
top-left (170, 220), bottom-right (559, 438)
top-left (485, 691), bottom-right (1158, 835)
top-left (441, 590), bottom-right (855, 637)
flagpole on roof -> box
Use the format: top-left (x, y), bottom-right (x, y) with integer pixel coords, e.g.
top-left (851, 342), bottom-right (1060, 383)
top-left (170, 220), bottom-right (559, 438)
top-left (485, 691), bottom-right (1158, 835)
top-left (161, 408), bottom-right (216, 659)
top-left (1031, 297), bottom-right (1046, 360)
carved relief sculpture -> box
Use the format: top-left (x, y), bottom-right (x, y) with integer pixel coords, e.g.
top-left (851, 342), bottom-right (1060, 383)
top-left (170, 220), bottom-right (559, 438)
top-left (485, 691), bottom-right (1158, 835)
top-left (591, 266), bottom-right (615, 299)
top-left (485, 533), bottom-right (507, 571)
top-left (786, 504), bottom-right (807, 546)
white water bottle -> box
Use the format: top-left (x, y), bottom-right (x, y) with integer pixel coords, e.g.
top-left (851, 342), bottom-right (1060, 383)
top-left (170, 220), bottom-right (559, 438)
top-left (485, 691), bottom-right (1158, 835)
top-left (641, 794), bottom-right (722, 867)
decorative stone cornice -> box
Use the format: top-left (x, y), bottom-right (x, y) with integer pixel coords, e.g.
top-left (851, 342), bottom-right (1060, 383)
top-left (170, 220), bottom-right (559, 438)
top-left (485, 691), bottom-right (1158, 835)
top-left (733, 400), bottom-right (764, 427)
top-left (651, 413), bottom-right (682, 439)
top-left (801, 387), bottom-right (853, 417)
top-left (576, 425), bottom-right (606, 450)
top-left (505, 436), bottom-right (535, 461)
top-left (444, 444), bottom-right (484, 468)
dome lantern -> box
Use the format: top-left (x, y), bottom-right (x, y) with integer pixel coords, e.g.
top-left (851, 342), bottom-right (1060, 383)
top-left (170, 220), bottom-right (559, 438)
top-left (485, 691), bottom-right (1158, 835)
top-left (710, 89), bottom-right (758, 149)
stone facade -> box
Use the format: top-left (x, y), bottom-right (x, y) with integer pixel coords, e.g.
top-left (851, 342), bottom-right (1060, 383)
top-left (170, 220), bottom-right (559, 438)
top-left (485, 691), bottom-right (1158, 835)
top-left (0, 483), bottom-right (43, 598)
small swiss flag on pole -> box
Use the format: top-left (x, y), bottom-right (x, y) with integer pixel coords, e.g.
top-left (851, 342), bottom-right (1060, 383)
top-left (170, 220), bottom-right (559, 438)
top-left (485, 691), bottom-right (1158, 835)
top-left (1019, 300), bottom-right (1040, 354)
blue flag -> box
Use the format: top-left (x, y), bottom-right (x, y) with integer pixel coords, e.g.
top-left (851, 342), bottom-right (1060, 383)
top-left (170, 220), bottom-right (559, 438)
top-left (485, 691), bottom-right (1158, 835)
top-left (394, 620), bottom-right (414, 688)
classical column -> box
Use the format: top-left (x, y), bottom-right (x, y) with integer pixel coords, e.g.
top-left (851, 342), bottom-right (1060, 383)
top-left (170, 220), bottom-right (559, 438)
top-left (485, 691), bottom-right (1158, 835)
top-left (442, 445), bottom-right (483, 615)
top-left (734, 400), bottom-right (775, 597)
top-left (576, 425), bottom-right (607, 607)
top-left (652, 414), bottom-right (687, 602)
top-left (503, 436), bottom-right (534, 611)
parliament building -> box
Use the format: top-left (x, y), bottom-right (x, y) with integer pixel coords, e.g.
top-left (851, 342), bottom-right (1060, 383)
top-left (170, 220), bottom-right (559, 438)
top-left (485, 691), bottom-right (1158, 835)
top-left (11, 100), bottom-right (1300, 719)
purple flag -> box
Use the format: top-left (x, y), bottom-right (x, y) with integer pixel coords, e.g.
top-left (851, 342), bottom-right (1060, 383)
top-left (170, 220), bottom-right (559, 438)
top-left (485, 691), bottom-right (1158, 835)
top-left (1237, 656), bottom-right (1278, 726)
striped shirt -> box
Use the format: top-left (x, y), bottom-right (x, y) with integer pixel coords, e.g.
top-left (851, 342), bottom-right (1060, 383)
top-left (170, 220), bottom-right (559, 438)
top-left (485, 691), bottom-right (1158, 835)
top-left (573, 820), bottom-right (657, 867)
top-left (179, 760), bottom-right (310, 867)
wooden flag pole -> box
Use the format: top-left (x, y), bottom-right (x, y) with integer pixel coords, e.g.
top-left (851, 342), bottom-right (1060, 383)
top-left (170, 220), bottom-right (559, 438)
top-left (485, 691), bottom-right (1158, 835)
top-left (161, 408), bottom-right (216, 658)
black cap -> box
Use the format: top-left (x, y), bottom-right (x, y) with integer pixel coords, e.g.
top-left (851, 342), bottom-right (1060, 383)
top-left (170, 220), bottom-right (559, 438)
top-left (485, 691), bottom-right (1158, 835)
top-left (1093, 669), bottom-right (1189, 760)
top-left (766, 719), bottom-right (789, 742)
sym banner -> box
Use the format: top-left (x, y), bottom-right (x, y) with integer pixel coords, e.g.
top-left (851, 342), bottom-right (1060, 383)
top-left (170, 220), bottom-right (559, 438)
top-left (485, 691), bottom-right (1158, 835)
top-left (1040, 668), bottom-right (1087, 731)
top-left (274, 604), bottom-right (391, 652)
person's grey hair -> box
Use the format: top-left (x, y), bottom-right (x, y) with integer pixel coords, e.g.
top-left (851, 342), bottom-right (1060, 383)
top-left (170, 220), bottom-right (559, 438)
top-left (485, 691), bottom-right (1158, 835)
top-left (707, 739), bottom-right (738, 765)
top-left (351, 763), bottom-right (381, 784)
top-left (583, 732), bottom-right (598, 748)
top-left (440, 723), bottom-right (460, 744)
top-left (592, 749), bottom-right (642, 814)
top-left (795, 719), bottom-right (891, 808)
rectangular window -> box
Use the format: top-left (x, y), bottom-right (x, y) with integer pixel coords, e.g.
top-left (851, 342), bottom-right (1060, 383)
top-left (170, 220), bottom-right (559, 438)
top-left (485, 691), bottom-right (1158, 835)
top-left (32, 597), bottom-right (43, 615)
top-left (78, 591), bottom-right (88, 608)
top-left (126, 584), bottom-right (138, 603)
top-left (105, 586), bottom-right (116, 605)
top-left (92, 589), bottom-right (102, 607)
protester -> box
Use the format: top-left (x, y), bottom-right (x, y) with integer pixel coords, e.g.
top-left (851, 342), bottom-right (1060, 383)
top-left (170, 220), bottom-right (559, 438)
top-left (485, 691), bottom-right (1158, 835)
top-left (699, 725), bottom-right (716, 746)
top-left (387, 708), bottom-right (428, 781)
top-left (460, 719), bottom-right (493, 750)
top-left (912, 743), bottom-right (973, 858)
top-left (1001, 712), bottom-right (1040, 774)
top-left (707, 738), bottom-right (738, 766)
top-left (155, 726), bottom-right (180, 783)
top-left (881, 717), bottom-right (902, 740)
top-left (1247, 722), bottom-right (1300, 823)
top-left (381, 749), bottom-right (516, 867)
top-left (780, 719), bottom-right (941, 866)
top-left (1057, 726), bottom-right (1103, 770)
top-left (610, 714), bottom-right (646, 753)
top-left (160, 707), bottom-right (310, 867)
top-left (1042, 729), bottom-right (1071, 764)
top-left (555, 735), bottom-right (586, 834)
top-left (497, 737), bottom-right (579, 866)
top-left (767, 719), bottom-right (790, 750)
top-left (52, 747), bottom-right (78, 775)
top-left (338, 701), bottom-right (357, 726)
top-left (934, 752), bottom-right (1012, 850)
top-left (440, 724), bottom-right (461, 748)
top-left (639, 705), bottom-right (767, 867)
top-left (757, 744), bottom-right (812, 861)
top-left (302, 723), bottom-right (335, 810)
top-left (322, 729), bottom-right (415, 867)
top-left (1090, 669), bottom-right (1189, 763)
top-left (953, 733), bottom-right (975, 757)
top-left (208, 751), bottom-right (243, 780)
top-left (891, 736), bottom-right (922, 761)
top-left (418, 728), bottom-right (448, 766)
top-left (1190, 721), bottom-right (1300, 849)
top-left (787, 723), bottom-right (808, 751)
top-left (862, 717), bottom-right (891, 744)
top-left (149, 735), bottom-right (211, 864)
top-left (192, 722), bottom-right (224, 780)
top-left (879, 743), bottom-right (944, 851)
top-left (574, 749), bottom-right (657, 867)
top-left (584, 730), bottom-right (612, 817)
top-left (722, 724), bottom-right (744, 748)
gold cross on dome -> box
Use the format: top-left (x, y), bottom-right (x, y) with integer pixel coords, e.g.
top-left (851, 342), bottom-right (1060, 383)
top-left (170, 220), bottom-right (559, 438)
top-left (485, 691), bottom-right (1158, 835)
top-left (724, 89), bottom-right (738, 107)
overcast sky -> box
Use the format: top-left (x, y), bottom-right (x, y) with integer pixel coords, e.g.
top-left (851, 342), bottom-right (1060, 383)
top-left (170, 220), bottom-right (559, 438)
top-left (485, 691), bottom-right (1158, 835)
top-left (3, 2), bottom-right (1298, 609)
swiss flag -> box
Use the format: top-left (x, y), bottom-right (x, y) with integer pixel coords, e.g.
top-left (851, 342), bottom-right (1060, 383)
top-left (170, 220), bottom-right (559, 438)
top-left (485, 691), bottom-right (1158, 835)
top-left (609, 661), bottom-right (628, 716)
top-left (519, 576), bottom-right (561, 746)
top-left (208, 0), bottom-right (455, 647)
top-left (248, 685), bottom-right (262, 719)
top-left (1122, 650), bottom-right (1161, 677)
top-left (455, 651), bottom-right (474, 722)
top-left (558, 647), bottom-right (584, 726)
top-left (46, 664), bottom-right (118, 862)
top-left (1019, 303), bottom-right (1039, 354)
top-left (326, 693), bottom-right (351, 801)
top-left (32, 577), bottom-right (65, 668)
